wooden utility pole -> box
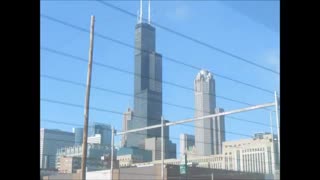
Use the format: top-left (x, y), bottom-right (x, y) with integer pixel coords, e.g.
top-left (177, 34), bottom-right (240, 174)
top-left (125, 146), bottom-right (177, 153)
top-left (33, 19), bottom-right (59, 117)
top-left (81, 15), bottom-right (95, 180)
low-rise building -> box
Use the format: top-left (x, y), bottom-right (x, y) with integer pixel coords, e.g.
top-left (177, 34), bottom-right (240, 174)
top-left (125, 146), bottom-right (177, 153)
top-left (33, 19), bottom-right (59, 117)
top-left (56, 144), bottom-right (110, 172)
top-left (117, 147), bottom-right (152, 167)
top-left (222, 133), bottom-right (279, 174)
top-left (58, 156), bottom-right (81, 173)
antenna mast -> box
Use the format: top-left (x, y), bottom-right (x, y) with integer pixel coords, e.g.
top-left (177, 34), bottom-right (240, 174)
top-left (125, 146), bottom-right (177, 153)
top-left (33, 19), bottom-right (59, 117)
top-left (139, 0), bottom-right (143, 23)
top-left (148, 0), bottom-right (151, 24)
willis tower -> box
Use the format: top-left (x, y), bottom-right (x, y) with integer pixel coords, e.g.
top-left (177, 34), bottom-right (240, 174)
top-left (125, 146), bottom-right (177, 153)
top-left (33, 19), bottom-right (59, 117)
top-left (125, 0), bottom-right (163, 148)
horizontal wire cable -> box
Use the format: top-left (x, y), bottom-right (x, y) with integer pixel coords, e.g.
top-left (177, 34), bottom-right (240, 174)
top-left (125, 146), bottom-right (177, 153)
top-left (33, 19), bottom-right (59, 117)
top-left (40, 14), bottom-right (276, 95)
top-left (41, 74), bottom-right (276, 128)
top-left (95, 0), bottom-right (279, 75)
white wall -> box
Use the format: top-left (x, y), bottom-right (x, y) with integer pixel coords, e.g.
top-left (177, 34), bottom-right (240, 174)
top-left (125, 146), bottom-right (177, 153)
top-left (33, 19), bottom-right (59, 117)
top-left (86, 170), bottom-right (111, 180)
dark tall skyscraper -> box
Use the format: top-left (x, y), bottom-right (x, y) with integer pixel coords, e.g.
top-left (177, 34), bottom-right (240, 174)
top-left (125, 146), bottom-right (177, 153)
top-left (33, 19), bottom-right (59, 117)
top-left (122, 2), bottom-right (176, 160)
top-left (126, 21), bottom-right (163, 148)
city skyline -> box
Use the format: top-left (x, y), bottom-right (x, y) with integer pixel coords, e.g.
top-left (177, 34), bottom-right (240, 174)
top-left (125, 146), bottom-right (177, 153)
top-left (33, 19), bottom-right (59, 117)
top-left (41, 0), bottom-right (279, 158)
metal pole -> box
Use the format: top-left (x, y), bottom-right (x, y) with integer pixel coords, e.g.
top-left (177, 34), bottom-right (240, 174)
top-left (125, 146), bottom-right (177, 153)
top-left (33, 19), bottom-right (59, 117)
top-left (274, 91), bottom-right (280, 178)
top-left (185, 153), bottom-right (187, 180)
top-left (270, 111), bottom-right (275, 179)
top-left (111, 127), bottom-right (114, 180)
top-left (116, 102), bottom-right (275, 136)
top-left (211, 172), bottom-right (214, 180)
top-left (81, 15), bottom-right (95, 180)
top-left (270, 112), bottom-right (273, 135)
top-left (274, 91), bottom-right (280, 155)
top-left (161, 116), bottom-right (164, 180)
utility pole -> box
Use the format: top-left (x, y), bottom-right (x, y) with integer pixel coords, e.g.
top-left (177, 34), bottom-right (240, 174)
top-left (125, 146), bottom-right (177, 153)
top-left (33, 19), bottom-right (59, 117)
top-left (110, 127), bottom-right (115, 180)
top-left (81, 15), bottom-right (95, 180)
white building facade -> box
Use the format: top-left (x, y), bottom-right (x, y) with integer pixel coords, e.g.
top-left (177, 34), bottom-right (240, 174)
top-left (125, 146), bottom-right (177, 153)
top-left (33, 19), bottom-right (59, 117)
top-left (222, 133), bottom-right (279, 174)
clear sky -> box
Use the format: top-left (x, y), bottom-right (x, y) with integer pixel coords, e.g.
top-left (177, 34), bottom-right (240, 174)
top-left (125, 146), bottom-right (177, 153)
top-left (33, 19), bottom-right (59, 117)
top-left (40, 0), bottom-right (279, 153)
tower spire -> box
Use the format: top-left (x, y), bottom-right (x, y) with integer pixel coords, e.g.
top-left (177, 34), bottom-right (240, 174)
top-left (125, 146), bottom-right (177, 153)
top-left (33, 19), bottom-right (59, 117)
top-left (148, 0), bottom-right (151, 24)
top-left (139, 0), bottom-right (143, 23)
top-left (137, 10), bottom-right (139, 23)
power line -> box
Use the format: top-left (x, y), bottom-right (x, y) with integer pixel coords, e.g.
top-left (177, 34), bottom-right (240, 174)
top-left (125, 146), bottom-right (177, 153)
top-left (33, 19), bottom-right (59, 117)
top-left (41, 46), bottom-right (275, 112)
top-left (41, 73), bottom-right (276, 128)
top-left (95, 0), bottom-right (279, 75)
top-left (41, 98), bottom-right (274, 139)
top-left (42, 118), bottom-right (253, 145)
top-left (40, 14), bottom-right (275, 95)
top-left (41, 119), bottom-right (280, 157)
top-left (40, 98), bottom-right (255, 139)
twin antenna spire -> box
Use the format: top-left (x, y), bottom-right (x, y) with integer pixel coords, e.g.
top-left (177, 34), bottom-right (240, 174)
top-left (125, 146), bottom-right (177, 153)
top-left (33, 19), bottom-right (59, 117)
top-left (137, 0), bottom-right (151, 24)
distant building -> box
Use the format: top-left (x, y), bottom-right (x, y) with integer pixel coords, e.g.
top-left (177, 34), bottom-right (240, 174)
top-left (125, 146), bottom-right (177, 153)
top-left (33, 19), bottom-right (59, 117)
top-left (58, 156), bottom-right (81, 173)
top-left (121, 108), bottom-right (133, 147)
top-left (180, 134), bottom-right (195, 155)
top-left (40, 128), bottom-right (75, 169)
top-left (117, 147), bottom-right (152, 167)
top-left (222, 132), bottom-right (279, 174)
top-left (56, 144), bottom-right (111, 172)
top-left (194, 70), bottom-right (225, 156)
top-left (213, 107), bottom-right (225, 154)
top-left (135, 132), bottom-right (279, 176)
top-left (88, 134), bottom-right (103, 145)
top-left (73, 128), bottom-right (83, 146)
top-left (88, 122), bottom-right (112, 147)
top-left (144, 137), bottom-right (176, 161)
top-left (134, 154), bottom-right (225, 170)
top-left (185, 154), bottom-right (225, 169)
top-left (122, 110), bottom-right (176, 161)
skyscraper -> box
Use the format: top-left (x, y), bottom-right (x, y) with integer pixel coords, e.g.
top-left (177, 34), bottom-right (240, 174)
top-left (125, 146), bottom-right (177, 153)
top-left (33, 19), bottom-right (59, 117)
top-left (120, 1), bottom-right (176, 161)
top-left (194, 70), bottom-right (225, 156)
top-left (40, 128), bottom-right (75, 169)
top-left (180, 134), bottom-right (195, 155)
top-left (212, 107), bottom-right (225, 154)
top-left (194, 70), bottom-right (215, 156)
top-left (73, 127), bottom-right (83, 146)
top-left (121, 108), bottom-right (133, 147)
top-left (88, 122), bottom-right (112, 147)
top-left (126, 4), bottom-right (163, 148)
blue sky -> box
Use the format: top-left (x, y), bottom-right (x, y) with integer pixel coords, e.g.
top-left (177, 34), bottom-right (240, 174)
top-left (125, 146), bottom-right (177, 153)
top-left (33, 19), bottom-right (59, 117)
top-left (40, 0), bottom-right (279, 152)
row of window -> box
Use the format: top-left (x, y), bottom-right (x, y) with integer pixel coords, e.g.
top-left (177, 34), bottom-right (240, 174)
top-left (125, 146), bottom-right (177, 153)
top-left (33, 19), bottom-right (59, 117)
top-left (242, 147), bottom-right (265, 153)
top-left (191, 157), bottom-right (223, 163)
top-left (242, 152), bottom-right (268, 173)
top-left (225, 143), bottom-right (251, 148)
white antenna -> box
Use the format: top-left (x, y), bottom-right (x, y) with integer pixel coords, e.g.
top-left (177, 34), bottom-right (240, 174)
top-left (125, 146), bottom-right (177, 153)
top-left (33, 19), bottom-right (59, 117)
top-left (139, 0), bottom-right (143, 23)
top-left (137, 10), bottom-right (139, 23)
top-left (148, 0), bottom-right (151, 24)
